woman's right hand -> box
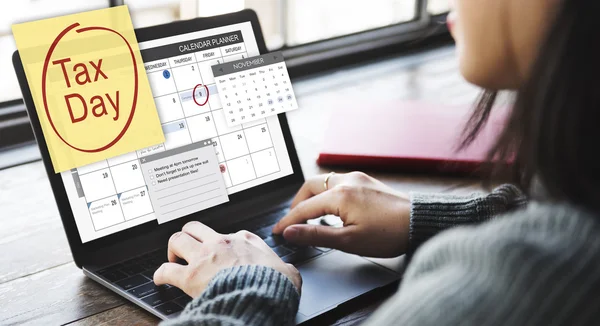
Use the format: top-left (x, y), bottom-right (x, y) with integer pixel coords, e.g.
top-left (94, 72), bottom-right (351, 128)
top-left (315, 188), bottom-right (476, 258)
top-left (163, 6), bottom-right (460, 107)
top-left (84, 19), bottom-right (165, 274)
top-left (272, 172), bottom-right (411, 258)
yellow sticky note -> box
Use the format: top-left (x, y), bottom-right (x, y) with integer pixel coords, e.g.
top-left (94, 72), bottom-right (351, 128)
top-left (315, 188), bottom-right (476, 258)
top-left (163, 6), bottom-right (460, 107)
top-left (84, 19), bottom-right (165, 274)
top-left (12, 6), bottom-right (164, 173)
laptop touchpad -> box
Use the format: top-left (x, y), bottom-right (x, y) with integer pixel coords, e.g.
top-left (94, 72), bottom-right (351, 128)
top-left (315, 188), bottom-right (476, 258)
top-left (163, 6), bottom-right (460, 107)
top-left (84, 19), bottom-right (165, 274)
top-left (296, 250), bottom-right (399, 318)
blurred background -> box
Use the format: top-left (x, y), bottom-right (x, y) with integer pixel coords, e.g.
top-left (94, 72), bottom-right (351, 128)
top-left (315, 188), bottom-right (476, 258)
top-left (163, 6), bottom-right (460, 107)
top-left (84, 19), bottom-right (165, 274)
top-left (0, 0), bottom-right (450, 168)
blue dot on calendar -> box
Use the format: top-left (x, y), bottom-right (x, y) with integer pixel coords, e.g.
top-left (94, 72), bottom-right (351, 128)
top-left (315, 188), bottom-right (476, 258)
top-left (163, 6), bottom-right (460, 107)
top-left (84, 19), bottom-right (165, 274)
top-left (163, 70), bottom-right (171, 79)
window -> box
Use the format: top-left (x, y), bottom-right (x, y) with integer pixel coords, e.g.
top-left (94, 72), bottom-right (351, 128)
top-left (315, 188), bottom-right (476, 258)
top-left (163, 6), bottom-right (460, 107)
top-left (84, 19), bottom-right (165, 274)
top-left (0, 0), bottom-right (449, 157)
top-left (428, 0), bottom-right (451, 15)
top-left (123, 0), bottom-right (444, 71)
top-left (126, 0), bottom-right (429, 49)
top-left (1, 0), bottom-right (449, 101)
top-left (283, 0), bottom-right (418, 47)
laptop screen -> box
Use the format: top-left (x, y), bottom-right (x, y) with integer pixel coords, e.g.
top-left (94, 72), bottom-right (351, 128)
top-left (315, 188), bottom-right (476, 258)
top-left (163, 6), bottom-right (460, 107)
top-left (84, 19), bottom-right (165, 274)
top-left (59, 21), bottom-right (294, 243)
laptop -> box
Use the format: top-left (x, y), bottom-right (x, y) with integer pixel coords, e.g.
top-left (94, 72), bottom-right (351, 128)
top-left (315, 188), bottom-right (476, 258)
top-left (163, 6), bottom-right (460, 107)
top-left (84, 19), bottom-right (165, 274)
top-left (12, 9), bottom-right (402, 324)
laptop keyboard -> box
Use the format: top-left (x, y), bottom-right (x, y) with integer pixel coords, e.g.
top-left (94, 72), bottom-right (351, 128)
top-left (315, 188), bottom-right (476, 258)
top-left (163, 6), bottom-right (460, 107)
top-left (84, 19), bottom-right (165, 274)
top-left (95, 208), bottom-right (331, 316)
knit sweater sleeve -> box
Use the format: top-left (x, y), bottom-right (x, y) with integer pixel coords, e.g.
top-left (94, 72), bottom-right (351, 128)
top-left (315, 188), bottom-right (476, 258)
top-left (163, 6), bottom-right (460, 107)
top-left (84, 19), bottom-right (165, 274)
top-left (362, 203), bottom-right (600, 326)
top-left (161, 265), bottom-right (299, 326)
top-left (408, 184), bottom-right (526, 256)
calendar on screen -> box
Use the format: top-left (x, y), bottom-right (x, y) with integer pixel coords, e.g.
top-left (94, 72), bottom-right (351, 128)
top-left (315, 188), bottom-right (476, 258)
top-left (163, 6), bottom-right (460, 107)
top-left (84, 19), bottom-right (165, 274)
top-left (61, 23), bottom-right (295, 243)
top-left (212, 52), bottom-right (298, 127)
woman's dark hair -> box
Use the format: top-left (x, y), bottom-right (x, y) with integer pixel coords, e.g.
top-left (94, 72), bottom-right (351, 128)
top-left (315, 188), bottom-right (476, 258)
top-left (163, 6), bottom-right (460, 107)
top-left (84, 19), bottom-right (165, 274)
top-left (461, 0), bottom-right (600, 211)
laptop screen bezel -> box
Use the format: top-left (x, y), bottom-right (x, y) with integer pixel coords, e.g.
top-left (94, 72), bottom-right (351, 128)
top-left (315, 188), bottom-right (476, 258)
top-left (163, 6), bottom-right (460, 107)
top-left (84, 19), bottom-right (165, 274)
top-left (12, 9), bottom-right (304, 266)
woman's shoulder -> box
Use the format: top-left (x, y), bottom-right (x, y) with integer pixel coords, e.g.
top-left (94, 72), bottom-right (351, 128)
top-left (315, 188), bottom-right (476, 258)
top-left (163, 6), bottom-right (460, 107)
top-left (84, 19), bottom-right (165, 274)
top-left (409, 201), bottom-right (600, 284)
top-left (399, 202), bottom-right (600, 325)
top-left (426, 201), bottom-right (600, 251)
top-left (485, 201), bottom-right (600, 239)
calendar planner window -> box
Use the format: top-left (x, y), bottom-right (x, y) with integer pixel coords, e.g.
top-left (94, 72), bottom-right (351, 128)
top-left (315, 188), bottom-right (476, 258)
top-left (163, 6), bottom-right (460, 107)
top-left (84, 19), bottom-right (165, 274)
top-left (59, 22), bottom-right (294, 243)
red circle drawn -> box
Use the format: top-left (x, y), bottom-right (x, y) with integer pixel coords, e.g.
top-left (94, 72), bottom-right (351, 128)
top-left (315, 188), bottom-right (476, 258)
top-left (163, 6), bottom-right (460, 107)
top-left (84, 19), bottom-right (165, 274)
top-left (192, 84), bottom-right (209, 106)
top-left (41, 22), bottom-right (139, 153)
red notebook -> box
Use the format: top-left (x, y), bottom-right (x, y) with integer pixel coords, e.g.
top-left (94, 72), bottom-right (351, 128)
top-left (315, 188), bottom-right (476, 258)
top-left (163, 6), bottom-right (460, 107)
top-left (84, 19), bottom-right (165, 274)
top-left (316, 100), bottom-right (509, 176)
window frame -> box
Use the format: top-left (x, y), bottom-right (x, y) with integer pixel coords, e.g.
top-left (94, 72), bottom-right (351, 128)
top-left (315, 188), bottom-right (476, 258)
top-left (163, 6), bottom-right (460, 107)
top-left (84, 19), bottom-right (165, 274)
top-left (0, 0), bottom-right (450, 160)
top-left (110, 0), bottom-right (446, 75)
top-left (281, 0), bottom-right (430, 67)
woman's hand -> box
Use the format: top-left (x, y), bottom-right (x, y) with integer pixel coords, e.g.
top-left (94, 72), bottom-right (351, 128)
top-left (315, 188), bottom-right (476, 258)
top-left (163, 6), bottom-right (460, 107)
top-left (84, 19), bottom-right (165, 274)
top-left (154, 221), bottom-right (302, 298)
top-left (272, 172), bottom-right (411, 258)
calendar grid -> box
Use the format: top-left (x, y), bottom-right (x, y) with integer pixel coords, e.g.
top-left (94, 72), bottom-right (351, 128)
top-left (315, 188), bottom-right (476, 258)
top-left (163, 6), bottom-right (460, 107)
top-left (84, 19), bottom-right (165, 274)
top-left (107, 167), bottom-right (127, 224)
top-left (212, 51), bottom-right (298, 127)
top-left (75, 29), bottom-right (286, 233)
top-left (76, 148), bottom-right (156, 231)
top-left (216, 166), bottom-right (281, 189)
top-left (241, 123), bottom-right (259, 178)
top-left (90, 188), bottom-right (153, 231)
top-left (144, 45), bottom-right (277, 189)
top-left (79, 150), bottom-right (154, 231)
top-left (155, 86), bottom-right (207, 100)
top-left (144, 185), bottom-right (158, 224)
top-left (266, 126), bottom-right (282, 175)
top-left (76, 117), bottom-right (278, 179)
top-left (208, 141), bottom-right (276, 163)
top-left (163, 57), bottom-right (196, 145)
top-left (78, 156), bottom-right (144, 177)
top-left (93, 212), bottom-right (155, 232)
top-left (82, 167), bottom-right (118, 232)
top-left (80, 185), bottom-right (149, 208)
top-left (77, 164), bottom-right (108, 177)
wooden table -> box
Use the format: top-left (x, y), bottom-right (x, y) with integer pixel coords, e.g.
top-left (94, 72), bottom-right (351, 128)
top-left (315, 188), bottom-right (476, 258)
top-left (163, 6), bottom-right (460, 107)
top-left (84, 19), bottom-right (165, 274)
top-left (0, 45), bottom-right (484, 325)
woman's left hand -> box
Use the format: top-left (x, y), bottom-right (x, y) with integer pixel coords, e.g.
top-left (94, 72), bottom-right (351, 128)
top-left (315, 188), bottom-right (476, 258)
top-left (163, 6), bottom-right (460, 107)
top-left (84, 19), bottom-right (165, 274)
top-left (153, 221), bottom-right (302, 298)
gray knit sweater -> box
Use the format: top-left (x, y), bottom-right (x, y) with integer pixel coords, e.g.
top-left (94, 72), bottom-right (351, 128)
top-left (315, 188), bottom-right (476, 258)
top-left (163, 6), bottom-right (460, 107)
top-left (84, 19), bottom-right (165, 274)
top-left (163, 184), bottom-right (600, 325)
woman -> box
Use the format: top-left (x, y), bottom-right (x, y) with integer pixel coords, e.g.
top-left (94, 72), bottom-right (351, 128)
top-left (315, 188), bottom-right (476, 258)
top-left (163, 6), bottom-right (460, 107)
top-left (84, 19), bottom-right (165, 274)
top-left (155, 0), bottom-right (600, 324)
